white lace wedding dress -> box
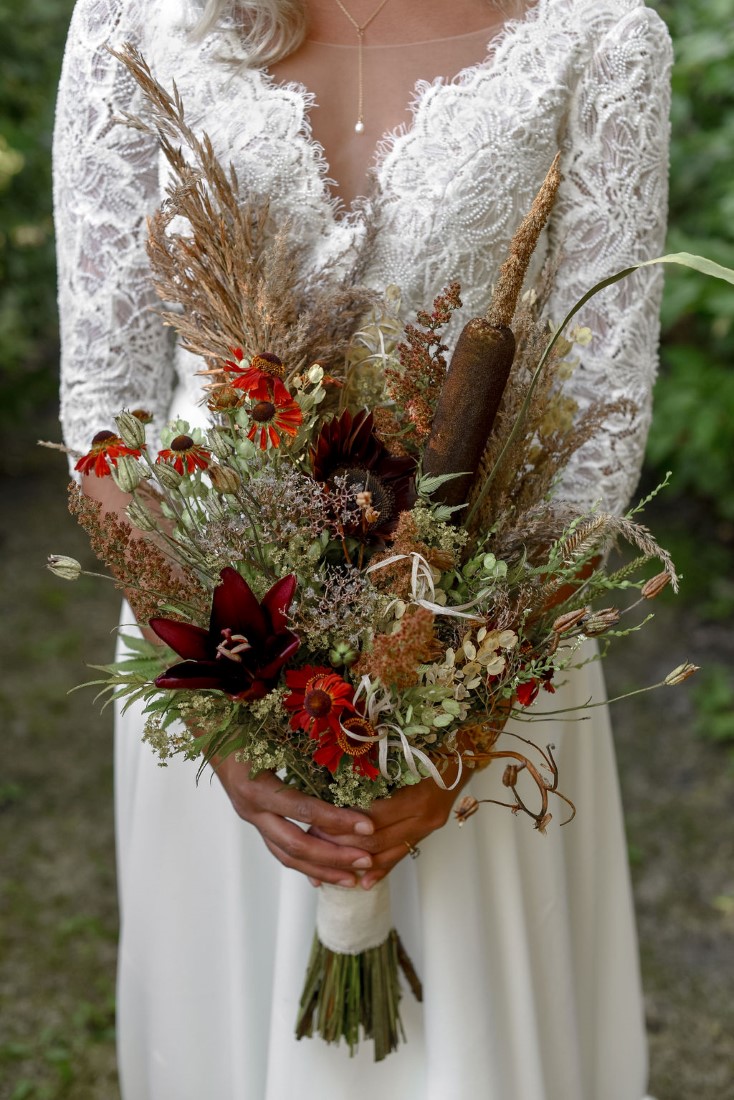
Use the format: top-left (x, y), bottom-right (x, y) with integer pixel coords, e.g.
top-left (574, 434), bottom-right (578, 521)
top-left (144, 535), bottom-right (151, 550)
top-left (55, 1), bottom-right (672, 1097)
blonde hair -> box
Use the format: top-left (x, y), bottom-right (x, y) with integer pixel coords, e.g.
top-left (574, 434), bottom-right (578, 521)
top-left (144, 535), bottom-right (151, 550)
top-left (191, 0), bottom-right (309, 65)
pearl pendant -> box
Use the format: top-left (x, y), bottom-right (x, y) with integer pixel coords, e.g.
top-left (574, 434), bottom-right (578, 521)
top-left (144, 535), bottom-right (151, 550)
top-left (354, 119), bottom-right (365, 135)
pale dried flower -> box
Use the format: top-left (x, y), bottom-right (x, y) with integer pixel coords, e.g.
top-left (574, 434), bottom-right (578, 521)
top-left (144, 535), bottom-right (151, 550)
top-left (664, 663), bottom-right (700, 686)
top-left (47, 555), bottom-right (82, 581)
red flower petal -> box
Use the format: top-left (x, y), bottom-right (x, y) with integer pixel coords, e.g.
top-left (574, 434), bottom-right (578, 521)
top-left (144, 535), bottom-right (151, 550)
top-left (149, 619), bottom-right (212, 661)
top-left (212, 567), bottom-right (267, 643)
top-left (262, 574), bottom-right (297, 634)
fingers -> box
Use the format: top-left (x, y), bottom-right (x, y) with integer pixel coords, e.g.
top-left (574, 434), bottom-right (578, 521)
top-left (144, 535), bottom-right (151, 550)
top-left (258, 812), bottom-right (373, 884)
top-left (249, 771), bottom-right (374, 836)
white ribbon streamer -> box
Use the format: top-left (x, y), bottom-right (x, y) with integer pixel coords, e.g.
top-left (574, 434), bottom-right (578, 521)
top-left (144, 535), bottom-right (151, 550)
top-left (366, 551), bottom-right (488, 621)
top-left (317, 878), bottom-right (392, 954)
top-left (345, 676), bottom-right (463, 790)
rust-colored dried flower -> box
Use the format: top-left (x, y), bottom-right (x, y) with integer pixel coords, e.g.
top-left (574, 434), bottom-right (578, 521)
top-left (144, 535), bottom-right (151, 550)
top-left (641, 572), bottom-right (671, 600)
top-left (357, 607), bottom-right (437, 691)
top-left (552, 607), bottom-right (590, 635)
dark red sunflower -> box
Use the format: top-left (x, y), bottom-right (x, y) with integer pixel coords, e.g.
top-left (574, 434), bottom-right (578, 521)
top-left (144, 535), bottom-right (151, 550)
top-left (75, 430), bottom-right (143, 478)
top-left (246, 391), bottom-right (303, 450)
top-left (156, 434), bottom-right (211, 475)
top-left (284, 666), bottom-right (356, 738)
top-left (310, 409), bottom-right (416, 541)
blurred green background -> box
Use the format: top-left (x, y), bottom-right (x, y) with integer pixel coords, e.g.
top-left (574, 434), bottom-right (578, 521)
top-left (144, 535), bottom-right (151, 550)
top-left (1, 1), bottom-right (733, 1097)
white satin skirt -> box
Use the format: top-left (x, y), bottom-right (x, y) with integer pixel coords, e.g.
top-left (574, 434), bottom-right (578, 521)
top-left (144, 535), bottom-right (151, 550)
top-left (114, 615), bottom-right (651, 1100)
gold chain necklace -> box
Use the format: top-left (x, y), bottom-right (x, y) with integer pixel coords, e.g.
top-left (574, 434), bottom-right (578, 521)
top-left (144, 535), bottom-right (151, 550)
top-left (332, 0), bottom-right (394, 134)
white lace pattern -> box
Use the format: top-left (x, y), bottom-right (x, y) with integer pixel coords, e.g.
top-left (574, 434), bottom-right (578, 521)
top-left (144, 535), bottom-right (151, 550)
top-left (55, 0), bottom-right (672, 514)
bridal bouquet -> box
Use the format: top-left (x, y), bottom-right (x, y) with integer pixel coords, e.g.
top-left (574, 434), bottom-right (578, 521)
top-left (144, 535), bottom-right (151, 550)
top-left (48, 47), bottom-right (733, 1061)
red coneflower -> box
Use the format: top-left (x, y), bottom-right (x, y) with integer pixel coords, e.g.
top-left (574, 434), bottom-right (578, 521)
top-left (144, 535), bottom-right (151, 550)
top-left (156, 434), bottom-right (211, 475)
top-left (75, 430), bottom-right (143, 478)
top-left (311, 714), bottom-right (381, 778)
top-left (224, 349), bottom-right (291, 403)
top-left (246, 392), bottom-right (303, 450)
top-left (284, 666), bottom-right (356, 739)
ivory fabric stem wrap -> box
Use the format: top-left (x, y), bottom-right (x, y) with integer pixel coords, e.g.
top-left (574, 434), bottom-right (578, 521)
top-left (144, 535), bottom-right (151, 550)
top-left (316, 879), bottom-right (392, 954)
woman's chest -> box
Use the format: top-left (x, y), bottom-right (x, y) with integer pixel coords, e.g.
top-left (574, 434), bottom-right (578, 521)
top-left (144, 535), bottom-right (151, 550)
top-left (146, 0), bottom-right (588, 319)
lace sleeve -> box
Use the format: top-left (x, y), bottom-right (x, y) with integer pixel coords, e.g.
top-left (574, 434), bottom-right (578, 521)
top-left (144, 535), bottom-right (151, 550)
top-left (548, 4), bottom-right (673, 515)
top-left (54, 0), bottom-right (175, 465)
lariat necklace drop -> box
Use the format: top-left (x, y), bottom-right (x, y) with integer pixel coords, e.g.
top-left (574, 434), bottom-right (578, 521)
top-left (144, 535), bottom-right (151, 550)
top-left (333, 0), bottom-right (394, 134)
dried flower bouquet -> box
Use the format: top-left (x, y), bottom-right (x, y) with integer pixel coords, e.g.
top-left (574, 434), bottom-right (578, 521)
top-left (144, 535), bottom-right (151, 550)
top-left (49, 46), bottom-right (734, 1062)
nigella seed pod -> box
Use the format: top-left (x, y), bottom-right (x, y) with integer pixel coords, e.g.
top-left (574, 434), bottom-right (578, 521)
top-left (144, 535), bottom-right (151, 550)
top-left (552, 607), bottom-right (590, 635)
top-left (126, 499), bottom-right (158, 533)
top-left (208, 464), bottom-right (241, 495)
top-left (115, 410), bottom-right (147, 449)
top-left (664, 662), bottom-right (700, 686)
top-left (112, 454), bottom-right (143, 493)
top-left (502, 764), bottom-right (522, 788)
top-left (47, 555), bottom-right (82, 580)
top-left (454, 794), bottom-right (480, 826)
top-left (154, 461), bottom-right (183, 491)
top-left (421, 319), bottom-right (516, 512)
top-left (582, 607), bottom-right (621, 636)
top-left (641, 572), bottom-right (672, 600)
top-left (328, 642), bottom-right (357, 668)
top-left (206, 428), bottom-right (235, 460)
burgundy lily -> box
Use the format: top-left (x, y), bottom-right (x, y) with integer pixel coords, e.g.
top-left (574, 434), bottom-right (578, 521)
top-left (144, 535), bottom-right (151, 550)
top-left (150, 567), bottom-right (299, 701)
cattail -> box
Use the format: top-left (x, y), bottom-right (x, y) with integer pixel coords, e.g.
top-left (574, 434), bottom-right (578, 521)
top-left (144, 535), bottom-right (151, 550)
top-left (421, 320), bottom-right (516, 509)
top-left (420, 155), bottom-right (562, 514)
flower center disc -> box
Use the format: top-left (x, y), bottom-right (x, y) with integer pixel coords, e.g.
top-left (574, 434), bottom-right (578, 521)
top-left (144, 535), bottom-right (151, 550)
top-left (331, 466), bottom-right (395, 528)
top-left (251, 400), bottom-right (276, 424)
top-left (305, 688), bottom-right (333, 718)
top-left (337, 715), bottom-right (376, 757)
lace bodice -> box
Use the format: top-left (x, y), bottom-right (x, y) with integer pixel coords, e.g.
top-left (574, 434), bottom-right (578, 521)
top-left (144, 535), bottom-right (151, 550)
top-left (55, 0), bottom-right (672, 514)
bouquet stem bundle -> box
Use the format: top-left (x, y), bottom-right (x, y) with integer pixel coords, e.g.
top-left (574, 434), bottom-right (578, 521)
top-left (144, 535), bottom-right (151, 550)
top-left (296, 881), bottom-right (421, 1061)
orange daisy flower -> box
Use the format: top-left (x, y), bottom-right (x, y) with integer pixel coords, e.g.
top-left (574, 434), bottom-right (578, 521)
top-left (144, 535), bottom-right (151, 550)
top-left (246, 393), bottom-right (303, 450)
top-left (156, 434), bottom-right (211, 475)
top-left (75, 430), bottom-right (143, 478)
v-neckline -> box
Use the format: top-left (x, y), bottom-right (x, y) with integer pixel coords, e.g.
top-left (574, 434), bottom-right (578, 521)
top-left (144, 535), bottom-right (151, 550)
top-left (253, 0), bottom-right (547, 225)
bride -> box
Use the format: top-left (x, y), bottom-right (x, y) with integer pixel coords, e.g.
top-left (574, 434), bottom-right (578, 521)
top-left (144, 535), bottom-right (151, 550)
top-left (55, 0), bottom-right (671, 1096)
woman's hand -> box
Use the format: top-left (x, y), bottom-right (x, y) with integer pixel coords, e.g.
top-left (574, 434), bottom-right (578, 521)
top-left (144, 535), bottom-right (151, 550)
top-left (214, 755), bottom-right (377, 887)
top-left (308, 770), bottom-right (471, 890)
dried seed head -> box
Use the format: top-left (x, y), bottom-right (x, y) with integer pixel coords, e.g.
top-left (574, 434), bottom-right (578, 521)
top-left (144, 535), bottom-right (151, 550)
top-left (47, 555), bottom-right (82, 580)
top-left (207, 384), bottom-right (246, 412)
top-left (206, 429), bottom-right (235, 461)
top-left (154, 461), bottom-right (183, 491)
top-left (641, 571), bottom-right (672, 600)
top-left (115, 410), bottom-right (148, 449)
top-left (131, 408), bottom-right (153, 423)
top-left (454, 794), bottom-right (480, 826)
top-left (664, 662), bottom-right (700, 686)
top-left (126, 498), bottom-right (158, 533)
top-left (112, 454), bottom-right (143, 493)
top-left (208, 464), bottom-right (241, 495)
top-left (535, 813), bottom-right (552, 835)
top-left (582, 607), bottom-right (621, 636)
top-left (502, 764), bottom-right (523, 788)
top-left (552, 607), bottom-right (590, 635)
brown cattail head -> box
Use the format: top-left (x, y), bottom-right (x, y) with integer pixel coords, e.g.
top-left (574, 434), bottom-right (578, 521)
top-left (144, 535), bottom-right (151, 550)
top-left (421, 319), bottom-right (516, 510)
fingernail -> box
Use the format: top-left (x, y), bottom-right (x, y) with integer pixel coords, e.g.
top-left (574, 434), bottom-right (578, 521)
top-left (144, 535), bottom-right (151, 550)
top-left (352, 856), bottom-right (372, 869)
top-left (308, 877), bottom-right (321, 888)
top-left (354, 821), bottom-right (374, 835)
top-left (361, 877), bottom-right (375, 890)
top-left (338, 877), bottom-right (356, 888)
